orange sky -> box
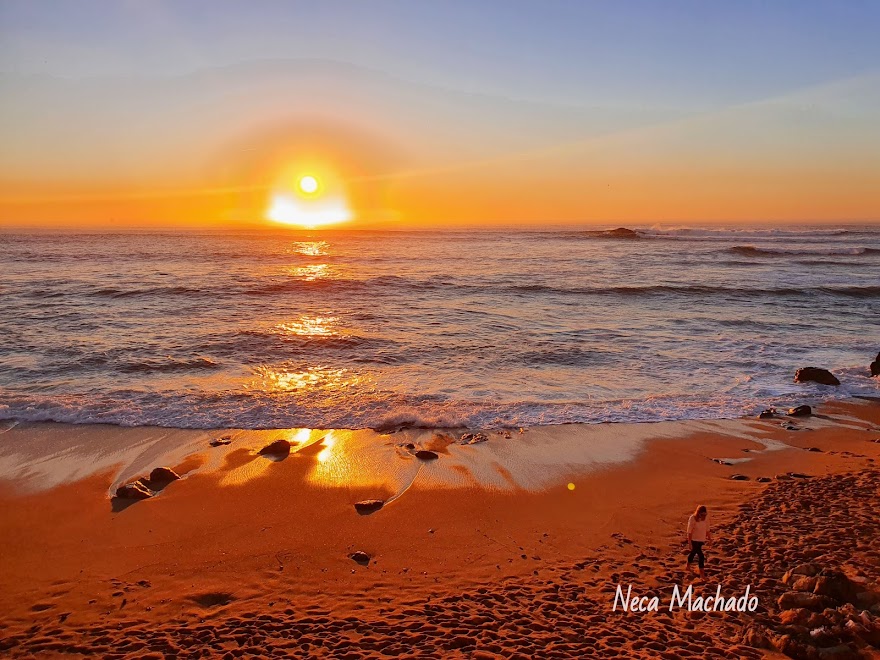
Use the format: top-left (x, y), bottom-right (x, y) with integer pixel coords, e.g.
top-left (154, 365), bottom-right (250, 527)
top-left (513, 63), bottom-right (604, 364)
top-left (1, 64), bottom-right (879, 228)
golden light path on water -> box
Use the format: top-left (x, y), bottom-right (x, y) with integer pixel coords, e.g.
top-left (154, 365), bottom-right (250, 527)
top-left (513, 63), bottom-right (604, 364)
top-left (274, 315), bottom-right (340, 337)
top-left (288, 241), bottom-right (329, 257)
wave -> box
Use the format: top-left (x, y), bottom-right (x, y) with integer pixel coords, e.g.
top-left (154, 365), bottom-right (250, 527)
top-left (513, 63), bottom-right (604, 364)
top-left (90, 285), bottom-right (203, 298)
top-left (641, 226), bottom-right (859, 239)
top-left (2, 377), bottom-right (877, 431)
top-left (117, 357), bottom-right (219, 373)
top-left (728, 245), bottom-right (880, 258)
top-left (507, 283), bottom-right (880, 299)
top-left (550, 226), bottom-right (879, 243)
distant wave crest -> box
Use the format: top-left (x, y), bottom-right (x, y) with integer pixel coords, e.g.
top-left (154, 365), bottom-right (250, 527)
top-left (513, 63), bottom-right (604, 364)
top-left (728, 245), bottom-right (880, 257)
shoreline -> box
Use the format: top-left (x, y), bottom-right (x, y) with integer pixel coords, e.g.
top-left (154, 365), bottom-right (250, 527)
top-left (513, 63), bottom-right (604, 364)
top-left (1, 399), bottom-right (879, 657)
top-left (1, 396), bottom-right (878, 496)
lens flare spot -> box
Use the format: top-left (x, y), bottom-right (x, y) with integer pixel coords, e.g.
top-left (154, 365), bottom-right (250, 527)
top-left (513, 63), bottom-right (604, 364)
top-left (567, 482), bottom-right (576, 491)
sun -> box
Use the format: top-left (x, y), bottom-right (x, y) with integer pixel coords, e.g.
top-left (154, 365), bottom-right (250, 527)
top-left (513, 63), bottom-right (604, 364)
top-left (266, 166), bottom-right (351, 228)
top-left (299, 175), bottom-right (318, 194)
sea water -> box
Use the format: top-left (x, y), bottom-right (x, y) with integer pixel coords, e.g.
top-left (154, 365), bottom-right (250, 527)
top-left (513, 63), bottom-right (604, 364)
top-left (1, 226), bottom-right (878, 430)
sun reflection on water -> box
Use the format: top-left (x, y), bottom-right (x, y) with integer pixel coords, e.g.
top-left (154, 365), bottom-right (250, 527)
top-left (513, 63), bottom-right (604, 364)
top-left (274, 316), bottom-right (339, 338)
top-left (288, 263), bottom-right (333, 281)
top-left (289, 241), bottom-right (329, 257)
top-left (249, 365), bottom-right (362, 394)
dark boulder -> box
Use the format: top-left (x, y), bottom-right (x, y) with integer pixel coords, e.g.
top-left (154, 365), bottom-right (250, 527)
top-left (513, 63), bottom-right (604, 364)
top-left (794, 367), bottom-right (840, 386)
top-left (209, 436), bottom-right (232, 447)
top-left (730, 474), bottom-right (749, 481)
top-left (759, 409), bottom-right (776, 419)
top-left (812, 571), bottom-right (859, 603)
top-left (258, 439), bottom-right (291, 459)
top-left (415, 450), bottom-right (439, 460)
top-left (115, 481), bottom-right (153, 500)
top-left (756, 476), bottom-right (772, 483)
top-left (605, 227), bottom-right (640, 238)
top-left (350, 551), bottom-right (371, 566)
top-left (144, 467), bottom-right (180, 489)
top-left (354, 499), bottom-right (384, 515)
top-left (788, 405), bottom-right (812, 417)
top-left (871, 352), bottom-right (880, 376)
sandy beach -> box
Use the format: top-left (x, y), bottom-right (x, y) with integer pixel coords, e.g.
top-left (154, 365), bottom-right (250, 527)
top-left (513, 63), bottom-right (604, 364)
top-left (1, 399), bottom-right (879, 658)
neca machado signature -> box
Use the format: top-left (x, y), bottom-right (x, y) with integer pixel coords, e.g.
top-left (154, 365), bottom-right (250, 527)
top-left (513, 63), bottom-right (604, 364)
top-left (613, 584), bottom-right (758, 613)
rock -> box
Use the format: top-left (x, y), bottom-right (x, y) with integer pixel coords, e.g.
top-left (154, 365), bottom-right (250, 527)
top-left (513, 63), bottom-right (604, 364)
top-left (350, 551), bottom-right (371, 566)
top-left (605, 227), bottom-right (640, 239)
top-left (354, 499), bottom-right (384, 515)
top-left (788, 405), bottom-right (812, 417)
top-left (778, 591), bottom-right (833, 611)
top-left (779, 608), bottom-right (811, 626)
top-left (782, 562), bottom-right (822, 582)
top-left (209, 436), bottom-right (232, 447)
top-left (414, 450), bottom-right (439, 460)
top-left (790, 576), bottom-right (818, 592)
top-left (789, 472), bottom-right (811, 479)
top-left (145, 467), bottom-right (179, 488)
top-left (258, 439), bottom-right (291, 459)
top-left (817, 646), bottom-right (860, 660)
top-left (459, 432), bottom-right (489, 445)
top-left (794, 367), bottom-right (840, 386)
top-left (871, 352), bottom-right (880, 377)
top-left (730, 474), bottom-right (749, 481)
top-left (759, 408), bottom-right (777, 419)
top-left (807, 612), bottom-right (831, 628)
top-left (813, 572), bottom-right (858, 603)
top-left (776, 473), bottom-right (792, 480)
top-left (784, 563), bottom-right (823, 580)
top-left (740, 624), bottom-right (771, 649)
top-left (115, 481), bottom-right (153, 500)
top-left (756, 476), bottom-right (772, 483)
top-left (771, 634), bottom-right (809, 659)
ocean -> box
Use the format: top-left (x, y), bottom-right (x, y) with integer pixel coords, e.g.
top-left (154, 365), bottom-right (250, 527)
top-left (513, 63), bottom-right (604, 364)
top-left (1, 226), bottom-right (878, 430)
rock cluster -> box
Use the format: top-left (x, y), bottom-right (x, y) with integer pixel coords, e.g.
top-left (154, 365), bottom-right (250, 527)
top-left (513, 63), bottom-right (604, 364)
top-left (114, 467), bottom-right (181, 501)
top-left (749, 563), bottom-right (880, 658)
top-left (730, 470), bottom-right (880, 659)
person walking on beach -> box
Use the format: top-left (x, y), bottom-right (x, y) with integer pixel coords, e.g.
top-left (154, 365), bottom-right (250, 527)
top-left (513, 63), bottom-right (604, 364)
top-left (686, 505), bottom-right (711, 579)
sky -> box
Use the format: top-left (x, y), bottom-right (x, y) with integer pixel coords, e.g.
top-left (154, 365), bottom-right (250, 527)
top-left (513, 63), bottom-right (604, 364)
top-left (1, 0), bottom-right (879, 227)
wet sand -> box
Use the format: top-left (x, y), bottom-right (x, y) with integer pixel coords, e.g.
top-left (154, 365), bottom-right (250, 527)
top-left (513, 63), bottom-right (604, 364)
top-left (1, 400), bottom-right (879, 658)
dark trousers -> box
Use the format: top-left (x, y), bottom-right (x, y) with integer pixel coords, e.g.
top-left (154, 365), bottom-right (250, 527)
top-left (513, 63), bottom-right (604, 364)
top-left (687, 541), bottom-right (705, 569)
